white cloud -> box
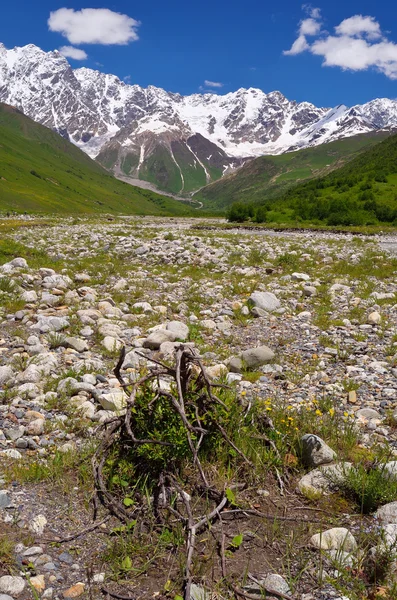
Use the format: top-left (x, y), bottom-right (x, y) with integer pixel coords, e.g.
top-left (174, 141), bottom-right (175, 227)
top-left (123, 75), bottom-right (132, 84)
top-left (48, 8), bottom-right (140, 45)
top-left (283, 8), bottom-right (322, 56)
top-left (335, 15), bottom-right (381, 39)
top-left (283, 35), bottom-right (310, 56)
top-left (204, 80), bottom-right (224, 88)
top-left (59, 45), bottom-right (88, 60)
top-left (300, 18), bottom-right (322, 36)
top-left (284, 9), bottom-right (397, 79)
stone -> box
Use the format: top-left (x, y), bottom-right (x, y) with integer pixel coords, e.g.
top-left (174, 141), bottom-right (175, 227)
top-left (292, 272), bottom-right (311, 281)
top-left (190, 584), bottom-right (209, 600)
top-left (102, 336), bottom-right (123, 352)
top-left (23, 546), bottom-right (43, 557)
top-left (205, 364), bottom-right (228, 380)
top-left (310, 528), bottom-right (357, 552)
top-left (0, 576), bottom-right (26, 597)
top-left (63, 337), bottom-right (89, 353)
top-left (303, 286), bottom-right (317, 297)
top-left (375, 502), bottom-right (397, 524)
top-left (132, 301), bottom-right (153, 313)
top-left (200, 319), bottom-right (216, 330)
top-left (10, 257), bottom-right (28, 269)
top-left (298, 463), bottom-right (353, 495)
top-left (21, 290), bottom-right (38, 303)
top-left (63, 583), bottom-right (85, 598)
top-left (249, 291), bottom-right (280, 313)
top-left (143, 330), bottom-right (176, 349)
top-left (166, 321), bottom-right (189, 341)
top-left (244, 573), bottom-right (290, 597)
top-left (301, 434), bottom-right (336, 468)
top-left (241, 346), bottom-right (275, 369)
top-left (30, 575), bottom-right (46, 593)
top-left (384, 461), bottom-right (397, 481)
top-left (229, 357), bottom-right (243, 373)
top-left (34, 315), bottom-right (69, 333)
top-left (356, 408), bottom-right (381, 420)
top-left (29, 514), bottom-right (47, 535)
top-left (99, 390), bottom-right (127, 412)
top-left (0, 449), bottom-right (22, 459)
top-left (368, 311), bottom-right (381, 325)
top-left (26, 418), bottom-right (45, 436)
top-left (348, 390), bottom-right (357, 404)
top-left (0, 491), bottom-right (11, 509)
top-left (0, 366), bottom-right (13, 385)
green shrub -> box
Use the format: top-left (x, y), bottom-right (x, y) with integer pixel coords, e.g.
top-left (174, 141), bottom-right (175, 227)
top-left (329, 463), bottom-right (397, 514)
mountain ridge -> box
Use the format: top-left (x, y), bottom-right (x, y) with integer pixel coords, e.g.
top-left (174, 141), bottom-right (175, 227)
top-left (0, 101), bottom-right (192, 215)
top-left (2, 42), bottom-right (397, 193)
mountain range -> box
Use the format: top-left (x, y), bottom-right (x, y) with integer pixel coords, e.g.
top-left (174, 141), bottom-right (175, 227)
top-left (2, 42), bottom-right (397, 195)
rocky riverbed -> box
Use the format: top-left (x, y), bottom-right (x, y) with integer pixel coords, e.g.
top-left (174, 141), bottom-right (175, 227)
top-left (2, 217), bottom-right (397, 600)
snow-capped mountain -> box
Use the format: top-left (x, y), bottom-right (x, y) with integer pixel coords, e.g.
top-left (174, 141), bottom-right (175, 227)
top-left (1, 42), bottom-right (397, 194)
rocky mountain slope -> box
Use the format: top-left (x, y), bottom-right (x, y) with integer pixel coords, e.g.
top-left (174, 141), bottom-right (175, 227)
top-left (196, 131), bottom-right (390, 210)
top-left (0, 102), bottom-right (191, 216)
top-left (2, 42), bottom-right (397, 193)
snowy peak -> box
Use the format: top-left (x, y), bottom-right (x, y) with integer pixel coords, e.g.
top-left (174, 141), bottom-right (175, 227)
top-left (1, 42), bottom-right (397, 193)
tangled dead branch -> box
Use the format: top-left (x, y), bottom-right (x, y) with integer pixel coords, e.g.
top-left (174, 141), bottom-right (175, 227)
top-left (92, 345), bottom-right (289, 600)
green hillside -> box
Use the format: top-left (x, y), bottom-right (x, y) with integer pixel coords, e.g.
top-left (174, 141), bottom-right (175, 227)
top-left (0, 103), bottom-right (191, 215)
top-left (272, 131), bottom-right (397, 226)
top-left (196, 132), bottom-right (390, 211)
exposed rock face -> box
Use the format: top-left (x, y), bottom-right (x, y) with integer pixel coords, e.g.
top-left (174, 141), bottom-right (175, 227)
top-left (2, 43), bottom-right (397, 194)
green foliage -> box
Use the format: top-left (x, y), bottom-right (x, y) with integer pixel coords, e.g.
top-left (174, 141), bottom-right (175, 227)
top-left (329, 463), bottom-right (397, 514)
top-left (227, 202), bottom-right (255, 222)
top-left (196, 132), bottom-right (389, 211)
top-left (0, 103), bottom-right (191, 216)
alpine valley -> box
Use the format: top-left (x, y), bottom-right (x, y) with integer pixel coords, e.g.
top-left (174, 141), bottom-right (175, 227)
top-left (2, 42), bottom-right (397, 195)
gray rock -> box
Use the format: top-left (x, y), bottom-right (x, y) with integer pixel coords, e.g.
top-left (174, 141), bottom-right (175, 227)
top-left (166, 321), bottom-right (189, 341)
top-left (21, 290), bottom-right (38, 303)
top-left (244, 573), bottom-right (290, 597)
top-left (303, 286), bottom-right (317, 297)
top-left (135, 245), bottom-right (150, 255)
top-left (0, 491), bottom-right (11, 509)
top-left (0, 576), bottom-right (26, 597)
top-left (34, 315), bottom-right (69, 333)
top-left (251, 306), bottom-right (268, 318)
top-left (190, 584), bottom-right (209, 600)
top-left (298, 463), bottom-right (353, 495)
top-left (241, 346), bottom-right (275, 369)
top-left (62, 337), bottom-right (89, 353)
top-left (249, 291), bottom-right (280, 313)
top-left (375, 501), bottom-right (397, 524)
top-left (356, 408), bottom-right (381, 420)
top-left (99, 390), bottom-right (127, 412)
top-left (384, 461), bottom-right (397, 481)
top-left (292, 272), bottom-right (310, 281)
top-left (229, 357), bottom-right (243, 373)
top-left (0, 449), bottom-right (22, 459)
top-left (368, 311), bottom-right (381, 325)
top-left (102, 336), bottom-right (123, 352)
top-left (23, 546), bottom-right (43, 557)
top-left (10, 257), bottom-right (28, 269)
top-left (310, 528), bottom-right (357, 552)
top-left (0, 366), bottom-right (13, 385)
top-left (4, 426), bottom-right (25, 441)
top-left (143, 330), bottom-right (177, 349)
top-left (301, 434), bottom-right (336, 468)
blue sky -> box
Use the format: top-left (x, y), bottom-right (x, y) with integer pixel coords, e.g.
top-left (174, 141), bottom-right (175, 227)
top-left (1, 0), bottom-right (397, 107)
